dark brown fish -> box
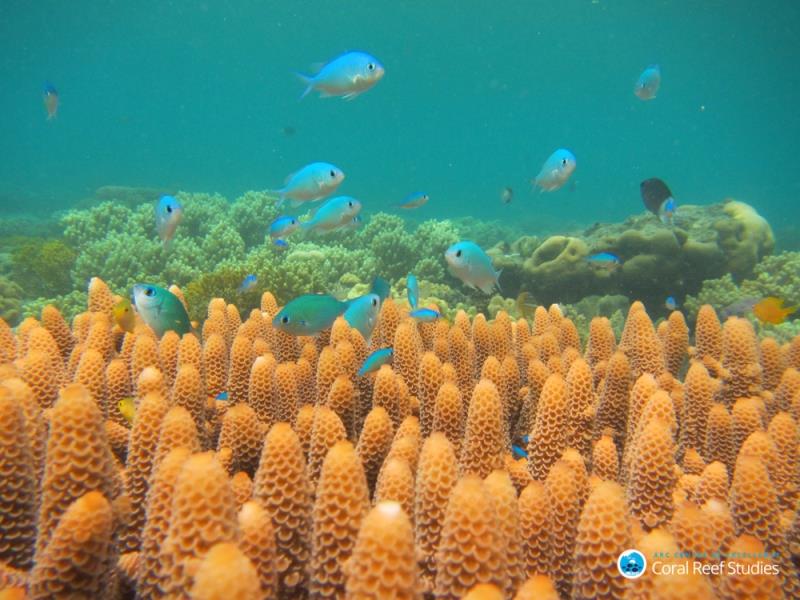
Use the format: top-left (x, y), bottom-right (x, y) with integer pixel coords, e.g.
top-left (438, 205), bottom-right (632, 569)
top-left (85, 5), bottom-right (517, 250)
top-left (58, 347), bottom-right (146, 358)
top-left (640, 178), bottom-right (673, 215)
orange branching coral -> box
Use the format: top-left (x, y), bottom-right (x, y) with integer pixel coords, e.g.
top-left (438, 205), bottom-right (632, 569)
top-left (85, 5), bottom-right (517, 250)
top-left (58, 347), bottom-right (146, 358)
top-left (87, 276), bottom-right (115, 314)
top-left (434, 475), bottom-right (507, 599)
top-left (228, 334), bottom-right (254, 405)
top-left (310, 440), bottom-right (370, 599)
top-left (373, 457), bottom-right (415, 525)
top-left (681, 361), bottom-right (715, 459)
top-left (41, 304), bottom-right (74, 361)
top-left (0, 387), bottom-right (37, 570)
top-left (29, 491), bottom-right (114, 599)
top-left (695, 460), bottom-right (729, 505)
top-left (231, 471), bottom-right (253, 508)
top-left (514, 359), bottom-right (549, 441)
top-left (345, 501), bottom-right (418, 599)
top-left (448, 325), bottom-right (475, 401)
top-left (202, 333), bottom-right (228, 399)
top-left (591, 433), bottom-right (619, 482)
top-left (573, 481), bottom-right (631, 600)
top-left (105, 358), bottom-right (132, 426)
top-left (431, 380), bottom-right (464, 458)
top-left (158, 452), bottom-right (239, 597)
top-left (171, 364), bottom-right (206, 442)
top-left (459, 379), bottom-right (505, 478)
top-left (594, 351), bottom-right (631, 447)
top-left (217, 403), bottom-right (264, 477)
top-left (189, 542), bottom-right (262, 600)
top-left (619, 308), bottom-right (665, 378)
top-left (705, 403), bottom-right (735, 471)
top-left (245, 353), bottom-right (275, 424)
top-left (119, 391), bottom-right (169, 553)
top-left (154, 406), bottom-right (200, 466)
top-left (272, 362), bottom-right (300, 425)
top-left (394, 321), bottom-right (421, 397)
top-left (176, 333), bottom-right (203, 382)
top-left (295, 404), bottom-right (314, 459)
top-left (131, 334), bottom-right (160, 384)
top-left (484, 470), bottom-right (524, 594)
top-left (237, 501), bottom-right (277, 598)
top-left (627, 418), bottom-right (677, 530)
top-left (662, 311), bottom-right (689, 377)
top-left (35, 384), bottom-right (119, 559)
top-left (0, 317), bottom-right (17, 363)
top-left (731, 397), bottom-right (765, 453)
top-left (527, 373), bottom-right (570, 480)
top-left (18, 349), bottom-right (60, 409)
top-left (376, 297), bottom-right (402, 349)
top-left (767, 411), bottom-right (799, 509)
top-left (565, 357), bottom-right (595, 459)
top-left (157, 330), bottom-right (181, 389)
top-left (252, 423), bottom-right (312, 597)
top-left (773, 367), bottom-right (800, 416)
top-left (0, 378), bottom-right (46, 486)
top-left (472, 313), bottom-right (492, 372)
top-left (315, 346), bottom-right (342, 405)
top-left (716, 534), bottom-right (784, 600)
top-left (415, 432), bottom-right (458, 593)
top-left (325, 374), bottom-right (356, 438)
top-left (373, 364), bottom-right (403, 429)
top-left (513, 575), bottom-right (559, 600)
top-left (308, 406), bottom-right (347, 489)
top-left (693, 304), bottom-right (722, 371)
top-left (760, 337), bottom-right (785, 391)
top-left (718, 317), bottom-right (762, 407)
top-left (418, 351), bottom-right (444, 438)
top-left (544, 460), bottom-right (581, 598)
top-left (518, 481), bottom-right (550, 580)
top-left (356, 406), bottom-right (394, 495)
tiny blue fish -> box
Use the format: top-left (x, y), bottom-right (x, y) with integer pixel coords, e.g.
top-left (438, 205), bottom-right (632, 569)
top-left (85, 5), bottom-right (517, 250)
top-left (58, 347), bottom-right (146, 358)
top-left (586, 252), bottom-right (623, 270)
top-left (239, 274), bottom-right (258, 294)
top-left (273, 294), bottom-right (348, 336)
top-left (512, 445), bottom-right (528, 459)
top-left (661, 197), bottom-right (677, 226)
top-left (445, 241), bottom-right (501, 294)
top-left (274, 239), bottom-right (289, 249)
top-left (269, 215), bottom-right (300, 241)
top-left (635, 64), bottom-right (661, 101)
top-left (371, 276), bottom-right (391, 303)
top-left (665, 296), bottom-right (677, 311)
top-left (407, 274), bottom-right (419, 309)
top-left (216, 391), bottom-right (229, 401)
top-left (272, 162), bottom-right (345, 206)
top-left (297, 51), bottom-right (385, 100)
top-left (155, 195), bottom-right (183, 249)
top-left (343, 293), bottom-right (381, 341)
top-left (532, 149), bottom-right (577, 192)
top-left (301, 196), bottom-right (362, 234)
top-left (409, 308), bottom-right (441, 322)
top-left (358, 347), bottom-right (393, 376)
top-left (43, 83), bottom-right (59, 120)
top-left (396, 192), bottom-right (429, 210)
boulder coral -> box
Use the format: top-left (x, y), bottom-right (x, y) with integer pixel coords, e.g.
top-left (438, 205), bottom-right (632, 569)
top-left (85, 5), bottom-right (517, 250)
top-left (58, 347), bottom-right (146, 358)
top-left (0, 277), bottom-right (798, 597)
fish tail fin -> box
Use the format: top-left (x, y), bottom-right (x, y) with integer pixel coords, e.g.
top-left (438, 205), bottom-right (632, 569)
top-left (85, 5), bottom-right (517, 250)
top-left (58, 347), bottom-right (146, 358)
top-left (295, 72), bottom-right (313, 100)
top-left (495, 269), bottom-right (503, 293)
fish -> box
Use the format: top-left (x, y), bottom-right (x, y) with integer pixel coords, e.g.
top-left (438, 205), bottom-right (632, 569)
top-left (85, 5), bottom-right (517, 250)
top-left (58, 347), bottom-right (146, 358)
top-left (634, 64), bottom-right (661, 101)
top-left (269, 216), bottom-right (300, 242)
top-left (272, 294), bottom-right (348, 336)
top-left (343, 293), bottom-right (381, 341)
top-left (512, 434), bottom-right (530, 459)
top-left (501, 187), bottom-right (513, 204)
top-left (665, 296), bottom-right (677, 311)
top-left (358, 347), bottom-right (393, 376)
top-left (155, 195), bottom-right (183, 248)
top-left (720, 297), bottom-right (760, 320)
top-left (516, 291), bottom-right (536, 320)
top-left (281, 125), bottom-right (296, 136)
top-left (112, 298), bottom-right (136, 333)
top-left (216, 391), bottom-right (229, 401)
top-left (640, 178), bottom-right (676, 225)
top-left (118, 397), bottom-right (136, 424)
top-left (586, 252), bottom-right (623, 270)
top-left (132, 284), bottom-right (192, 337)
top-left (274, 239), bottom-right (290, 249)
top-left (407, 274), bottom-right (419, 309)
top-left (43, 83), bottom-right (59, 120)
top-left (272, 162), bottom-right (345, 206)
top-left (409, 307), bottom-right (441, 322)
top-left (344, 214), bottom-right (364, 231)
top-left (532, 149), bottom-right (577, 192)
top-left (753, 297), bottom-right (797, 325)
top-left (444, 241), bottom-right (502, 294)
top-left (396, 192), bottom-right (429, 210)
top-left (297, 51), bottom-right (385, 100)
top-left (238, 274), bottom-right (258, 294)
top-left (371, 276), bottom-right (391, 303)
top-left (301, 196), bottom-right (362, 234)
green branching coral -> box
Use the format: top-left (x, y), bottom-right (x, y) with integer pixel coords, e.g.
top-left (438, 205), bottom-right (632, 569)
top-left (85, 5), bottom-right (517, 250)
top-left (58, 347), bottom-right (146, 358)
top-left (0, 275), bottom-right (24, 325)
top-left (183, 267), bottom-right (255, 321)
top-left (22, 290), bottom-right (87, 325)
top-left (11, 239), bottom-right (77, 297)
top-left (230, 191), bottom-right (281, 249)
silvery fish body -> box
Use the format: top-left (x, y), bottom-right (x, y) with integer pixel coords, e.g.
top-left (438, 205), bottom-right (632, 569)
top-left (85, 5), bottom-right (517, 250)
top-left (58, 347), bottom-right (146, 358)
top-left (297, 51), bottom-right (385, 100)
top-left (273, 162), bottom-right (345, 205)
top-left (132, 283), bottom-right (192, 337)
top-left (444, 241), bottom-right (501, 294)
top-left (533, 149), bottom-right (576, 192)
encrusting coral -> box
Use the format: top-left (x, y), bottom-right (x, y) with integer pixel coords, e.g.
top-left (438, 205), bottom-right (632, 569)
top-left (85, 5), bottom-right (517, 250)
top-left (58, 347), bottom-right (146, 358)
top-left (1, 276), bottom-right (800, 598)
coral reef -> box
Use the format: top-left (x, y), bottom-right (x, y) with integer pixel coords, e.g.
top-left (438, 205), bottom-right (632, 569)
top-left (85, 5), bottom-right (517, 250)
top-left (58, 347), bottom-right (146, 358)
top-left (2, 262), bottom-right (800, 598)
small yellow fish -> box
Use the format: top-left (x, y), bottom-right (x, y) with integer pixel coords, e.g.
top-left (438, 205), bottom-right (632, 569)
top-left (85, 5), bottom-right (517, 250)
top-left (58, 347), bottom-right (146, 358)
top-left (118, 397), bottom-right (136, 424)
top-left (516, 291), bottom-right (536, 320)
top-left (113, 298), bottom-right (136, 333)
top-left (753, 297), bottom-right (797, 325)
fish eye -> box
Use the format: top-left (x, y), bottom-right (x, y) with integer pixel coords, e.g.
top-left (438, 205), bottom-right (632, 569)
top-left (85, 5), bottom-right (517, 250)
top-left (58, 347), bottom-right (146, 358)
top-left (348, 201), bottom-right (353, 207)
top-left (166, 205), bottom-right (172, 213)
top-left (372, 298), bottom-right (378, 307)
top-left (561, 158), bottom-right (568, 166)
top-left (281, 316), bottom-right (289, 324)
top-left (145, 287), bottom-right (155, 297)
top-left (455, 249), bottom-right (462, 258)
top-left (367, 63), bottom-right (375, 71)
top-left (330, 170), bottom-right (336, 178)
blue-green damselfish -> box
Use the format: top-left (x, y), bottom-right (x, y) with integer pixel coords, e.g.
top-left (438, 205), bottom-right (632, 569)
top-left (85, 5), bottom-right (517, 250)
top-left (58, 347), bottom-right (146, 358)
top-left (132, 284), bottom-right (192, 338)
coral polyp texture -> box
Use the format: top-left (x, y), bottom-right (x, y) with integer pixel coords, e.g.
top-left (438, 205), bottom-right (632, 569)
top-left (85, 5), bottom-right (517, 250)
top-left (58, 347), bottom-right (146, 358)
top-left (0, 276), bottom-right (799, 598)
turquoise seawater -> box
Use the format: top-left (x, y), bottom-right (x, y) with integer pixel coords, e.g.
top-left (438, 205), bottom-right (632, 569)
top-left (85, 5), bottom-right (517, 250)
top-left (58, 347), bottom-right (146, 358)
top-left (1, 1), bottom-right (799, 234)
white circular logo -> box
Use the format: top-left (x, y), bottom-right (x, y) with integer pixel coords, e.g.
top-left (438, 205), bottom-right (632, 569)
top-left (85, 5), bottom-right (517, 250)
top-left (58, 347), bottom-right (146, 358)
top-left (617, 549), bottom-right (647, 579)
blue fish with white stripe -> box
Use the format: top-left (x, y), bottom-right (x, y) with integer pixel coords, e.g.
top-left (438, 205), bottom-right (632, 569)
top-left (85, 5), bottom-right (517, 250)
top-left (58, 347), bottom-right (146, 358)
top-left (358, 347), bottom-right (393, 376)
